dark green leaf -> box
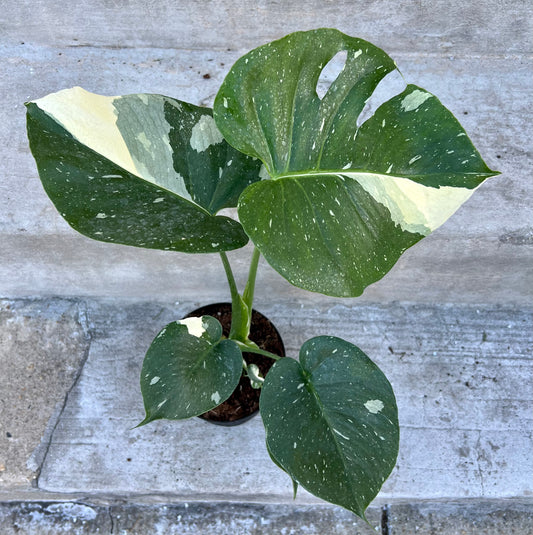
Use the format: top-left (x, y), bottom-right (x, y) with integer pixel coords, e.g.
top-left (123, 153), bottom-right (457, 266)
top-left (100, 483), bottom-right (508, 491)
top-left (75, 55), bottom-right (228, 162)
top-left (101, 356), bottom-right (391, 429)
top-left (139, 316), bottom-right (242, 424)
top-left (260, 336), bottom-right (399, 518)
top-left (214, 29), bottom-right (499, 295)
top-left (26, 88), bottom-right (262, 253)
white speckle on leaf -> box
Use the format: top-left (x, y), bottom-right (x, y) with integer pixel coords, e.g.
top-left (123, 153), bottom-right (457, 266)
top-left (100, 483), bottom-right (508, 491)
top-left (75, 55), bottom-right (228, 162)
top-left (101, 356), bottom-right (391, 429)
top-left (333, 429), bottom-right (350, 440)
top-left (157, 399), bottom-right (167, 409)
top-left (408, 155), bottom-right (422, 165)
top-left (150, 376), bottom-right (160, 385)
top-left (153, 197), bottom-right (164, 203)
top-left (211, 391), bottom-right (221, 404)
top-left (353, 49), bottom-right (362, 59)
top-left (223, 97), bottom-right (228, 108)
top-left (190, 115), bottom-right (224, 152)
top-left (177, 317), bottom-right (206, 337)
top-left (364, 399), bottom-right (384, 414)
top-left (96, 213), bottom-right (107, 219)
top-left (400, 89), bottom-right (432, 112)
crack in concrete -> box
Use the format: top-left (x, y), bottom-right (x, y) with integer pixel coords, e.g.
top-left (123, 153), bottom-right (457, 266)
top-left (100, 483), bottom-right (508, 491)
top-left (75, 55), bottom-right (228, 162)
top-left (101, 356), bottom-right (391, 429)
top-left (475, 430), bottom-right (486, 496)
top-left (108, 506), bottom-right (115, 533)
top-left (381, 504), bottom-right (390, 535)
top-left (33, 299), bottom-right (93, 488)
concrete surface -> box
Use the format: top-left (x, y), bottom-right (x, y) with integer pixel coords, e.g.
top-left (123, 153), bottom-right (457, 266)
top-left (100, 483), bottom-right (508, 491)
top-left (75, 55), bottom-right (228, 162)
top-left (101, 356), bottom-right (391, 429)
top-left (25, 299), bottom-right (530, 500)
top-left (0, 299), bottom-right (90, 488)
top-left (0, 498), bottom-right (382, 534)
top-left (1, 0), bottom-right (530, 55)
top-left (0, 498), bottom-right (530, 535)
top-left (387, 500), bottom-right (533, 534)
top-left (0, 22), bottom-right (531, 306)
top-left (1, 0), bottom-right (532, 532)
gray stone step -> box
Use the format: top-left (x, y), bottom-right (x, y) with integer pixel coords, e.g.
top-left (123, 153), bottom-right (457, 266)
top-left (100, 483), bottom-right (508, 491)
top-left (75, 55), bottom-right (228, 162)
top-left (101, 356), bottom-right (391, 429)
top-left (1, 42), bottom-right (531, 305)
top-left (1, 299), bottom-right (531, 520)
top-left (0, 496), bottom-right (531, 534)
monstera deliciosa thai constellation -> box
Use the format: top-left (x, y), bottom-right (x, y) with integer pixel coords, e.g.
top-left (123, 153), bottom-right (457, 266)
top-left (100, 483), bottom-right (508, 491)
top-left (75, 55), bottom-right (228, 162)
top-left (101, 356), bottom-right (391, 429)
top-left (26, 29), bottom-right (498, 519)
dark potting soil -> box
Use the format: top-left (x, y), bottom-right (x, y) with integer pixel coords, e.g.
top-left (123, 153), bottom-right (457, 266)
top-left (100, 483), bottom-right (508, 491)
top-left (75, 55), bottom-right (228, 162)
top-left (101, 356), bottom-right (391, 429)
top-left (185, 303), bottom-right (285, 424)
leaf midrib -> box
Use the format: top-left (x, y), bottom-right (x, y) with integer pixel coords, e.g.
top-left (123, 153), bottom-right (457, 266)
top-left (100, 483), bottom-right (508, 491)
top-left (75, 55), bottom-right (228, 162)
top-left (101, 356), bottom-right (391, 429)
top-left (302, 366), bottom-right (365, 515)
top-left (269, 169), bottom-right (496, 183)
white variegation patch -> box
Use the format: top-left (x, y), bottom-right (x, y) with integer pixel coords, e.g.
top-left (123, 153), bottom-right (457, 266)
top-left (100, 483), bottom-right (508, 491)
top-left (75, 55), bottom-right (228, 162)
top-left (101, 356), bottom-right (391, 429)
top-left (33, 87), bottom-right (139, 177)
top-left (190, 115), bottom-right (224, 152)
top-left (33, 88), bottom-right (194, 202)
top-left (364, 399), bottom-right (384, 414)
top-left (400, 89), bottom-right (432, 112)
top-left (177, 317), bottom-right (206, 338)
top-left (259, 164), bottom-right (271, 180)
top-left (344, 172), bottom-right (474, 235)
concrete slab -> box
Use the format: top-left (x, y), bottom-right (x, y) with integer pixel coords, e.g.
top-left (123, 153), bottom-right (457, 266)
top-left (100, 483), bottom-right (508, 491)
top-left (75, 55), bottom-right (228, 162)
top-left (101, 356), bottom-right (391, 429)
top-left (0, 299), bottom-right (90, 488)
top-left (1, 0), bottom-right (531, 55)
top-left (387, 499), bottom-right (533, 534)
top-left (0, 498), bottom-right (381, 534)
top-left (0, 497), bottom-right (531, 534)
top-left (34, 299), bottom-right (532, 502)
top-left (1, 43), bottom-right (531, 304)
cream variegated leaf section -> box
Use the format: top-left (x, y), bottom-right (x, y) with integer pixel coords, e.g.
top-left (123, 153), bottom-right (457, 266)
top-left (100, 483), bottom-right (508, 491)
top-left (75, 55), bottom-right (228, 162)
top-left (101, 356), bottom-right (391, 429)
top-left (35, 88), bottom-right (137, 179)
top-left (34, 87), bottom-right (193, 201)
top-left (342, 172), bottom-right (475, 235)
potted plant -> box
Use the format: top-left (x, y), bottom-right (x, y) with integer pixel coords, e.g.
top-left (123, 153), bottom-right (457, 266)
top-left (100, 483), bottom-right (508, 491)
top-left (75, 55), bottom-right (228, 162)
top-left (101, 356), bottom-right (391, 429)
top-left (25, 28), bottom-right (498, 520)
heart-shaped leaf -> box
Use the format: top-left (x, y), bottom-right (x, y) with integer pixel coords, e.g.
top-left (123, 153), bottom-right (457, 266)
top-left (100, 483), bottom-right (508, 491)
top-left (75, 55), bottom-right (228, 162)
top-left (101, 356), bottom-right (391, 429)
top-left (260, 336), bottom-right (399, 518)
top-left (214, 29), bottom-right (499, 295)
top-left (27, 88), bottom-right (262, 253)
top-left (139, 316), bottom-right (242, 424)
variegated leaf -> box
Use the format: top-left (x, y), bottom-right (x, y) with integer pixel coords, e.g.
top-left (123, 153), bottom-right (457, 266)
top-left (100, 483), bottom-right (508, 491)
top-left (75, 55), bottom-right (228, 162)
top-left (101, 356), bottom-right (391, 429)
top-left (26, 88), bottom-right (262, 253)
top-left (260, 336), bottom-right (399, 519)
top-left (139, 316), bottom-right (242, 424)
top-left (214, 29), bottom-right (499, 295)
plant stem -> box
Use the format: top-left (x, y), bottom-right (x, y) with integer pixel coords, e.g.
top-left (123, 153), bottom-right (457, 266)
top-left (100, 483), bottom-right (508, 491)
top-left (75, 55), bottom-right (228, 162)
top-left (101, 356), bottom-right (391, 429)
top-left (219, 248), bottom-right (262, 343)
top-left (235, 341), bottom-right (282, 361)
top-left (219, 251), bottom-right (246, 340)
top-left (219, 251), bottom-right (240, 311)
top-left (242, 246), bottom-right (261, 313)
top-left (220, 249), bottom-right (282, 360)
